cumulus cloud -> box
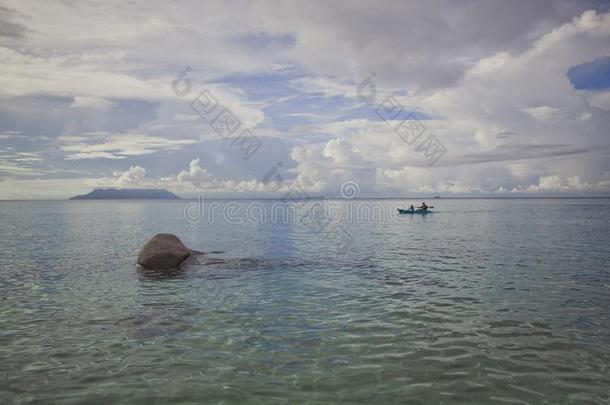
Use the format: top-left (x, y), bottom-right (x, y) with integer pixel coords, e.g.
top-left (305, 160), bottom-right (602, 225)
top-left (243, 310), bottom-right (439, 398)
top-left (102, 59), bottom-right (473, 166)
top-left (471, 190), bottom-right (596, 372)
top-left (285, 137), bottom-right (387, 195)
top-left (176, 158), bottom-right (216, 189)
top-left (114, 165), bottom-right (146, 187)
top-left (161, 158), bottom-right (293, 194)
top-left (515, 174), bottom-right (610, 192)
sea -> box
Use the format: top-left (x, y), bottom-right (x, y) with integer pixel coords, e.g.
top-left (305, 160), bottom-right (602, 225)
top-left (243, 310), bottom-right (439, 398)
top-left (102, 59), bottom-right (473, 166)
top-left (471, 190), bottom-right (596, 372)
top-left (1, 198), bottom-right (609, 404)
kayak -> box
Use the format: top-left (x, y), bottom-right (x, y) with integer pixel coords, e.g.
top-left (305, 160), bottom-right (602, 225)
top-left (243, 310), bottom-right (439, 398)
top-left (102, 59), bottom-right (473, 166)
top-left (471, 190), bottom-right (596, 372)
top-left (398, 209), bottom-right (432, 214)
top-left (397, 208), bottom-right (433, 214)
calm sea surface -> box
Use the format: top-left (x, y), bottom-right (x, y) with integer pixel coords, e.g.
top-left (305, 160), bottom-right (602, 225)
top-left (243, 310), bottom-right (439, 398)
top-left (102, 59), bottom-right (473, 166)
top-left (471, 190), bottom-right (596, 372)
top-left (1, 198), bottom-right (609, 404)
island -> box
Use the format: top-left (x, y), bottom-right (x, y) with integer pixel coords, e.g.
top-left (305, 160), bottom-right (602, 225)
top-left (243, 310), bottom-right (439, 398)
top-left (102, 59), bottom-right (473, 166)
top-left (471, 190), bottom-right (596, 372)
top-left (69, 188), bottom-right (182, 200)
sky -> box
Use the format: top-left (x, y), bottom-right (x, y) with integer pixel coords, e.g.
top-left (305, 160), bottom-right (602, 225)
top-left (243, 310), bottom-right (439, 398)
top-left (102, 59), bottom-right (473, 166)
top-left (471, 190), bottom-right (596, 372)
top-left (1, 0), bottom-right (610, 199)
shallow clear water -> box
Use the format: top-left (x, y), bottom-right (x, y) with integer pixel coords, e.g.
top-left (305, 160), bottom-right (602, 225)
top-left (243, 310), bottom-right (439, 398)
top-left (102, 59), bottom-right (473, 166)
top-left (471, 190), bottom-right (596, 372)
top-left (1, 198), bottom-right (609, 404)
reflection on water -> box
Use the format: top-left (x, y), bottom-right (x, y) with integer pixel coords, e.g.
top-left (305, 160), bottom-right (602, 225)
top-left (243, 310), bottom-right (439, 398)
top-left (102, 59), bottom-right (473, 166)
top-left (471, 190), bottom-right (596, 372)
top-left (0, 199), bottom-right (609, 403)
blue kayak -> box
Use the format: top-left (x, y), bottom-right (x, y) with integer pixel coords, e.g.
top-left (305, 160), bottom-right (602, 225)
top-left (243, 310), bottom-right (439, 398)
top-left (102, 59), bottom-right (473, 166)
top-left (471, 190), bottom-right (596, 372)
top-left (397, 208), bottom-right (432, 214)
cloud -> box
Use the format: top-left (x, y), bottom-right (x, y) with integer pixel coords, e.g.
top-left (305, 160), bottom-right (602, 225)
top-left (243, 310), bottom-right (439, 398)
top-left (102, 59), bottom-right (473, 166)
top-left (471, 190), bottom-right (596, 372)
top-left (515, 174), bottom-right (610, 192)
top-left (585, 91), bottom-right (610, 110)
top-left (1, 2), bottom-right (610, 197)
top-left (114, 165), bottom-right (146, 187)
top-left (0, 130), bottom-right (20, 139)
top-left (0, 149), bottom-right (46, 177)
top-left (290, 138), bottom-right (377, 193)
top-left (176, 158), bottom-right (216, 189)
top-left (162, 158), bottom-right (292, 193)
top-left (255, 0), bottom-right (605, 90)
top-left (458, 144), bottom-right (598, 165)
top-left (0, 5), bottom-right (29, 42)
top-left (59, 132), bottom-right (197, 160)
top-left (70, 96), bottom-right (113, 110)
top-left (522, 106), bottom-right (563, 123)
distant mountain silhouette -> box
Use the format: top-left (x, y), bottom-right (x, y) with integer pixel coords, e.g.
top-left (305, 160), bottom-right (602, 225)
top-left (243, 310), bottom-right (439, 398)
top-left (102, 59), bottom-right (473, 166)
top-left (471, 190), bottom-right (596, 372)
top-left (69, 188), bottom-right (181, 200)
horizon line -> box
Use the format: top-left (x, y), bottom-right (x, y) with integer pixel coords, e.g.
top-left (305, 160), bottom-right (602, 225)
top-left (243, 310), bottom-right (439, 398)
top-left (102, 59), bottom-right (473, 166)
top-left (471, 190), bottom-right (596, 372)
top-left (1, 195), bottom-right (610, 202)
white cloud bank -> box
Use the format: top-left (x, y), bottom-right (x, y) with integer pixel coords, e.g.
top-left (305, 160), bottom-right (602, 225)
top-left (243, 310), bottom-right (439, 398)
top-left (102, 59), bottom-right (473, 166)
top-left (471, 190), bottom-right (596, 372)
top-left (0, 1), bottom-right (609, 198)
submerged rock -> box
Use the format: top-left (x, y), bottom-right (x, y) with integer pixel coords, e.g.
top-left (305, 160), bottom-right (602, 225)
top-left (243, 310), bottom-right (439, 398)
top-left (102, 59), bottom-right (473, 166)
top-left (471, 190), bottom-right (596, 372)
top-left (137, 234), bottom-right (191, 270)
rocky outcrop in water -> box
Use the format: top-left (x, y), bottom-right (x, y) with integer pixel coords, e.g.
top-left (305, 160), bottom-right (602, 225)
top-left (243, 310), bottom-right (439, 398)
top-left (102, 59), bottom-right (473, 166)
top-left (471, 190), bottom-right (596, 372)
top-left (137, 234), bottom-right (191, 270)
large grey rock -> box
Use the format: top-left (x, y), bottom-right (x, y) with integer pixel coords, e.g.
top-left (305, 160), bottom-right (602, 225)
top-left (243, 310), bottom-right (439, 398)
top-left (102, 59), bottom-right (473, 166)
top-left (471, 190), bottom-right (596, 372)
top-left (137, 234), bottom-right (191, 270)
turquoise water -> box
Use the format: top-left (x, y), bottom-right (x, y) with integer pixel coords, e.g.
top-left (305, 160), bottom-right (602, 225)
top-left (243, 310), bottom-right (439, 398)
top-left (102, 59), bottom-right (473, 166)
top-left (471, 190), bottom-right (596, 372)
top-left (1, 198), bottom-right (609, 404)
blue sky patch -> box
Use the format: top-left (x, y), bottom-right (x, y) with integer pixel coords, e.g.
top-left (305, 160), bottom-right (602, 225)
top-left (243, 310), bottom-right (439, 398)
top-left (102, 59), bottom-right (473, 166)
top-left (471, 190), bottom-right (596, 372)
top-left (567, 56), bottom-right (610, 90)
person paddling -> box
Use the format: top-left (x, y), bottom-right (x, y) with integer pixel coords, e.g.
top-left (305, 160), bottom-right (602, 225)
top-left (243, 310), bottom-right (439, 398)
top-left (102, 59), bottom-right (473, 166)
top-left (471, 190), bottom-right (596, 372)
top-left (418, 202), bottom-right (429, 211)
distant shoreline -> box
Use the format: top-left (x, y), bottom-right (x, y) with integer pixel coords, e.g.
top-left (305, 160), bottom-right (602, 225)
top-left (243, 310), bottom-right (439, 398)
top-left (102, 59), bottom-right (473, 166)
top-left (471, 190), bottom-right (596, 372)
top-left (69, 188), bottom-right (181, 200)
